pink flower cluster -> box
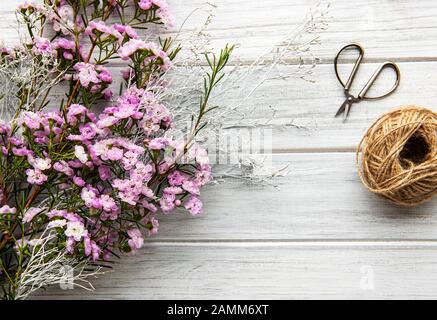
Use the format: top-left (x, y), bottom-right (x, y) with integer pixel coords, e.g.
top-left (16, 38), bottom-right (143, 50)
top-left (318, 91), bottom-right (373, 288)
top-left (0, 0), bottom-right (218, 269)
top-left (138, 0), bottom-right (174, 27)
top-left (73, 62), bottom-right (113, 98)
top-left (3, 81), bottom-right (211, 256)
top-left (0, 0), bottom-right (233, 301)
top-left (52, 38), bottom-right (76, 60)
top-left (118, 39), bottom-right (172, 71)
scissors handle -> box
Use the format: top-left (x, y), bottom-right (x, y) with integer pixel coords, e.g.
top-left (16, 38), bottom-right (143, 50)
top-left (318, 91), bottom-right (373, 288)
top-left (334, 43), bottom-right (364, 91)
top-left (358, 61), bottom-right (401, 100)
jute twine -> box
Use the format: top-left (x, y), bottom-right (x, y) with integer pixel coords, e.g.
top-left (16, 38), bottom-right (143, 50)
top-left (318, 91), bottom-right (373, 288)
top-left (357, 106), bottom-right (437, 206)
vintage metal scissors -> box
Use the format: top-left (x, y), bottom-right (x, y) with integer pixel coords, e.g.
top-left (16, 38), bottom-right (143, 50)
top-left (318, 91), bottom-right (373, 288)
top-left (334, 43), bottom-right (401, 120)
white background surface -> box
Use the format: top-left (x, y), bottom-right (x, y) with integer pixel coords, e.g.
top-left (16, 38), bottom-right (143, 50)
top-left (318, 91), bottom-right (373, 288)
top-left (1, 0), bottom-right (436, 299)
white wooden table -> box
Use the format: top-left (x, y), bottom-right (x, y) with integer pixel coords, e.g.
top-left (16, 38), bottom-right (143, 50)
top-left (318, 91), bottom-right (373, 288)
top-left (2, 0), bottom-right (437, 299)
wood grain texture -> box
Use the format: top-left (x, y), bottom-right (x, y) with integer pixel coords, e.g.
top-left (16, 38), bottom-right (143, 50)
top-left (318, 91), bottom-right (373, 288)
top-left (0, 0), bottom-right (435, 299)
top-left (217, 61), bottom-right (437, 152)
top-left (155, 153), bottom-right (437, 241)
top-left (35, 243), bottom-right (437, 299)
top-left (2, 0), bottom-right (437, 63)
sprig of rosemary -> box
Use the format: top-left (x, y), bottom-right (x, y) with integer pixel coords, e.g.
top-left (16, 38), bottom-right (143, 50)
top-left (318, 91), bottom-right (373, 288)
top-left (192, 44), bottom-right (234, 135)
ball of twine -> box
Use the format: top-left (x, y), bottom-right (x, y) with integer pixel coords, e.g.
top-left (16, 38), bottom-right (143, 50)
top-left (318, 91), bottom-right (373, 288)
top-left (357, 106), bottom-right (437, 206)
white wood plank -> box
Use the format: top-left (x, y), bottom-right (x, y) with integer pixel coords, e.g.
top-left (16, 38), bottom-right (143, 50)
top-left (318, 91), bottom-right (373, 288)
top-left (186, 0), bottom-right (437, 63)
top-left (152, 153), bottom-right (436, 240)
top-left (1, 0), bottom-right (437, 63)
top-left (213, 61), bottom-right (437, 152)
top-left (33, 243), bottom-right (437, 299)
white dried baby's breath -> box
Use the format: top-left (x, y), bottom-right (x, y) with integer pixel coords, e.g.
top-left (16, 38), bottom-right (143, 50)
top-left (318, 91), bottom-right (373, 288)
top-left (15, 228), bottom-right (106, 300)
top-left (0, 50), bottom-right (64, 121)
top-left (158, 1), bottom-right (331, 182)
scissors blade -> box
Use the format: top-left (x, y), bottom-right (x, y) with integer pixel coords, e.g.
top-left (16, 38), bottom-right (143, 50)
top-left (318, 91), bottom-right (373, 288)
top-left (343, 102), bottom-right (352, 121)
top-left (335, 98), bottom-right (350, 117)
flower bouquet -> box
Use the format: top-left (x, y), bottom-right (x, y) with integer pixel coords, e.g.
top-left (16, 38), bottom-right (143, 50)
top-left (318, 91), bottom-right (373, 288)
top-left (0, 0), bottom-right (232, 300)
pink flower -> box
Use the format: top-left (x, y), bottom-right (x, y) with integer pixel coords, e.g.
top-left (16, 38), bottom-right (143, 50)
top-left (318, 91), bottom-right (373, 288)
top-left (22, 207), bottom-right (42, 223)
top-left (182, 180), bottom-right (200, 195)
top-left (63, 51), bottom-right (73, 60)
top-left (121, 151), bottom-right (139, 170)
top-left (85, 21), bottom-right (122, 42)
top-left (65, 221), bottom-right (86, 241)
top-left (163, 186), bottom-right (183, 195)
top-left (0, 46), bottom-right (15, 59)
top-left (84, 235), bottom-right (92, 256)
top-left (18, 1), bottom-right (46, 12)
top-left (83, 236), bottom-right (101, 261)
top-left (140, 102), bottom-right (172, 135)
top-left (74, 145), bottom-right (88, 163)
top-left (97, 115), bottom-right (119, 128)
top-left (96, 65), bottom-right (112, 83)
top-left (130, 162), bottom-right (153, 181)
top-left (157, 7), bottom-right (174, 27)
top-left (28, 156), bottom-right (51, 171)
top-left (113, 24), bottom-right (139, 39)
top-left (78, 123), bottom-right (97, 140)
top-left (72, 176), bottom-right (86, 187)
top-left (113, 104), bottom-right (137, 119)
top-left (168, 170), bottom-right (186, 186)
top-left (98, 165), bottom-right (111, 180)
top-left (138, 199), bottom-right (158, 213)
top-left (48, 4), bottom-right (75, 35)
top-left (190, 143), bottom-right (210, 165)
top-left (73, 62), bottom-right (100, 87)
top-left (127, 228), bottom-right (144, 252)
top-left (66, 104), bottom-right (87, 125)
top-left (53, 160), bottom-right (74, 176)
top-left (68, 160), bottom-right (83, 169)
top-left (21, 111), bottom-right (42, 129)
top-left (54, 38), bottom-right (75, 49)
top-left (102, 88), bottom-right (113, 100)
top-left (12, 147), bottom-right (32, 157)
top-left (91, 242), bottom-right (101, 261)
top-left (0, 120), bottom-right (10, 134)
top-left (117, 39), bottom-right (164, 60)
top-left (159, 194), bottom-right (175, 213)
top-left (26, 169), bottom-right (48, 185)
top-left (52, 38), bottom-right (75, 51)
top-left (148, 137), bottom-right (169, 150)
top-left (33, 36), bottom-right (55, 56)
top-left (81, 187), bottom-right (97, 207)
top-left (85, 20), bottom-right (110, 36)
top-left (112, 178), bottom-right (143, 205)
top-left (121, 68), bottom-right (131, 80)
top-left (195, 164), bottom-right (212, 185)
top-left (100, 194), bottom-right (118, 212)
top-left (0, 205), bottom-right (16, 214)
top-left (107, 147), bottom-right (124, 161)
top-left (138, 0), bottom-right (153, 10)
top-left (184, 196), bottom-right (203, 215)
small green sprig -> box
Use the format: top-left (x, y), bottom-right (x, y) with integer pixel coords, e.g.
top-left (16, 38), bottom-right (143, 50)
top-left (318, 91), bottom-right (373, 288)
top-left (192, 45), bottom-right (234, 135)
